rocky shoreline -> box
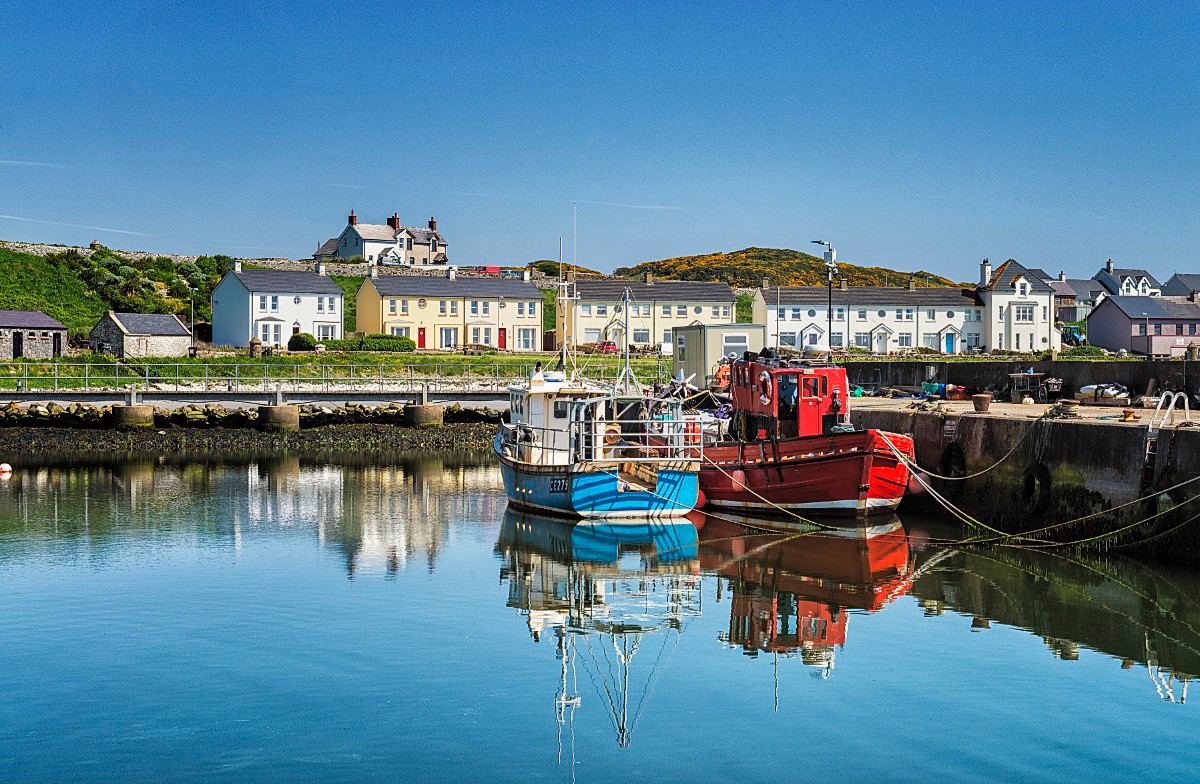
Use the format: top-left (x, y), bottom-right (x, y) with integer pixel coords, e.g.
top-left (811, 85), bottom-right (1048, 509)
top-left (0, 422), bottom-right (501, 460)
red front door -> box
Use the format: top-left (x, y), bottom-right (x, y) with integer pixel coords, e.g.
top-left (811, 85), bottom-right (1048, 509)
top-left (498, 328), bottom-right (507, 350)
top-left (417, 328), bottom-right (426, 349)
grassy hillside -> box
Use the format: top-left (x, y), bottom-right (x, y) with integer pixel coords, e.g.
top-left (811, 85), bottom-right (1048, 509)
top-left (615, 247), bottom-right (961, 288)
top-left (0, 246), bottom-right (229, 337)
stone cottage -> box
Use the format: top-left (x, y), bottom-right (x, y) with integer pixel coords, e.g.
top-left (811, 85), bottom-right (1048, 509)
top-left (89, 311), bottom-right (192, 358)
top-left (0, 310), bottom-right (67, 360)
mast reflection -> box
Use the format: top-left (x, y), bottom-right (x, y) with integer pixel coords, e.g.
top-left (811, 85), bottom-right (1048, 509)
top-left (496, 508), bottom-right (701, 751)
top-left (699, 513), bottom-right (914, 677)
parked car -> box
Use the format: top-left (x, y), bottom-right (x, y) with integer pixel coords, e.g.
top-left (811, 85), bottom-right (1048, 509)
top-left (598, 340), bottom-right (619, 355)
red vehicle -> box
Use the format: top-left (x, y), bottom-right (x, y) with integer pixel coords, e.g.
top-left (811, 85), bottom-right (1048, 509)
top-left (700, 353), bottom-right (914, 516)
top-left (597, 340), bottom-right (619, 355)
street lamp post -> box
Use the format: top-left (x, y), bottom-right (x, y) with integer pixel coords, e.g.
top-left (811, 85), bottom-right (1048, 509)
top-left (812, 241), bottom-right (838, 359)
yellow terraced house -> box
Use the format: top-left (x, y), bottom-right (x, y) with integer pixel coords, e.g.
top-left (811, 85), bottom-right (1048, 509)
top-left (556, 273), bottom-right (736, 350)
top-left (356, 269), bottom-right (544, 351)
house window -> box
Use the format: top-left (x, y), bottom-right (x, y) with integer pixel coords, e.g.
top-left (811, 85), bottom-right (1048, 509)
top-left (439, 327), bottom-right (458, 348)
top-left (633, 329), bottom-right (650, 344)
top-left (270, 296), bottom-right (279, 311)
top-left (835, 308), bottom-right (845, 321)
top-left (830, 332), bottom-right (843, 347)
top-left (584, 329), bottom-right (602, 343)
top-left (483, 327), bottom-right (491, 345)
top-left (677, 305), bottom-right (686, 316)
top-left (711, 306), bottom-right (720, 317)
top-left (722, 306), bottom-right (730, 318)
top-left (597, 305), bottom-right (608, 317)
top-left (1191, 324), bottom-right (1197, 336)
top-left (922, 333), bottom-right (938, 348)
top-left (518, 328), bottom-right (536, 350)
top-left (439, 300), bottom-right (447, 315)
top-left (1016, 333), bottom-right (1022, 350)
top-left (529, 302), bottom-right (537, 317)
top-left (662, 330), bottom-right (671, 343)
top-left (259, 296), bottom-right (267, 311)
top-left (582, 304), bottom-right (592, 316)
top-left (390, 327), bottom-right (409, 337)
top-left (472, 327), bottom-right (480, 344)
top-left (927, 309), bottom-right (935, 320)
top-left (406, 238), bottom-right (413, 250)
top-left (858, 310), bottom-right (867, 319)
top-left (450, 301), bottom-right (458, 315)
top-left (517, 302), bottom-right (525, 316)
top-left (805, 331), bottom-right (819, 346)
top-left (946, 311), bottom-right (955, 319)
top-left (1042, 306), bottom-right (1048, 321)
top-left (662, 305), bottom-right (671, 317)
top-left (401, 300), bottom-right (408, 315)
top-left (676, 335), bottom-right (686, 361)
top-left (1015, 305), bottom-right (1035, 322)
top-left (388, 299), bottom-right (396, 315)
top-left (853, 333), bottom-right (870, 348)
top-left (695, 306), bottom-right (702, 314)
top-left (482, 301), bottom-right (490, 316)
top-left (317, 298), bottom-right (325, 312)
top-left (808, 309), bottom-right (818, 318)
top-left (780, 333), bottom-right (797, 347)
top-left (1137, 324), bottom-right (1147, 336)
top-left (966, 333), bottom-right (981, 348)
top-left (1155, 324), bottom-right (1163, 336)
top-left (898, 333), bottom-right (913, 347)
top-left (791, 308), bottom-right (802, 320)
top-left (317, 324), bottom-right (336, 340)
top-left (470, 300), bottom-right (479, 316)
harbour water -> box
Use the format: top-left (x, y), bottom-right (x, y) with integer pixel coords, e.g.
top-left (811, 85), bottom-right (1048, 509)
top-left (2, 452), bottom-right (1199, 783)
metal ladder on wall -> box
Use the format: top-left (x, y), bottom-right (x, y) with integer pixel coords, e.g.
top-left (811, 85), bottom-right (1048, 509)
top-left (1142, 392), bottom-right (1193, 490)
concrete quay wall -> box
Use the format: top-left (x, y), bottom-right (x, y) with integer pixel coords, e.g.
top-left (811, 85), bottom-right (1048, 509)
top-left (851, 407), bottom-right (1170, 551)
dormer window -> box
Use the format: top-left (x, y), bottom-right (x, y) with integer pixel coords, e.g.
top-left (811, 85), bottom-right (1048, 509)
top-left (1016, 281), bottom-right (1028, 296)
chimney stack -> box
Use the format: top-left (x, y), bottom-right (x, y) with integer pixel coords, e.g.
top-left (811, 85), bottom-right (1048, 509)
top-left (387, 213), bottom-right (399, 230)
top-left (428, 216), bottom-right (437, 231)
top-left (447, 266), bottom-right (456, 280)
top-left (762, 277), bottom-right (769, 290)
top-left (348, 210), bottom-right (357, 226)
top-left (980, 259), bottom-right (992, 288)
top-left (566, 268), bottom-right (575, 283)
top-left (908, 278), bottom-right (917, 291)
top-left (522, 269), bottom-right (531, 282)
top-left (369, 266), bottom-right (379, 279)
top-left (840, 278), bottom-right (848, 291)
top-left (1060, 271), bottom-right (1067, 282)
top-left (231, 260), bottom-right (242, 273)
top-left (1106, 258), bottom-right (1115, 274)
top-left (1191, 290), bottom-right (1198, 303)
top-left (644, 272), bottom-right (654, 285)
top-left (315, 263), bottom-right (326, 276)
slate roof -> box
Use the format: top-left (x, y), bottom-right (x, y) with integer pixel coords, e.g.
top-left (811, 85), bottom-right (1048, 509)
top-left (980, 260), bottom-right (1055, 293)
top-left (1111, 268), bottom-right (1162, 287)
top-left (1025, 267), bottom-right (1052, 281)
top-left (1048, 280), bottom-right (1077, 297)
top-left (0, 310), bottom-right (66, 329)
top-left (353, 224), bottom-right (445, 244)
top-left (1067, 279), bottom-right (1107, 301)
top-left (574, 280), bottom-right (735, 303)
top-left (368, 276), bottom-right (541, 299)
top-left (1162, 274), bottom-right (1200, 296)
top-left (761, 286), bottom-right (982, 307)
top-left (314, 238), bottom-right (339, 258)
top-left (231, 270), bottom-right (343, 295)
top-left (111, 312), bottom-right (191, 336)
top-left (1097, 296), bottom-right (1200, 320)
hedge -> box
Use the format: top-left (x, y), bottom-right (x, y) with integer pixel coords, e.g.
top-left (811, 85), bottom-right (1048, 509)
top-left (321, 334), bottom-right (416, 352)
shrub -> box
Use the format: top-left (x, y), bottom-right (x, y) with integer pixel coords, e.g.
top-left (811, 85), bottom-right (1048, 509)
top-left (288, 332), bottom-right (318, 351)
top-left (1061, 344), bottom-right (1105, 358)
top-left (320, 334), bottom-right (416, 352)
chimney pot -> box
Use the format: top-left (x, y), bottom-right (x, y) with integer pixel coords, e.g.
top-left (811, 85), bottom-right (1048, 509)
top-left (980, 258), bottom-right (992, 288)
top-left (447, 266), bottom-right (456, 280)
top-left (1107, 258), bottom-right (1115, 274)
top-left (1191, 290), bottom-right (1198, 303)
top-left (1060, 271), bottom-right (1067, 282)
top-left (522, 269), bottom-right (531, 282)
top-left (315, 263), bottom-right (326, 275)
top-left (840, 278), bottom-right (848, 291)
top-left (428, 216), bottom-right (437, 231)
top-left (644, 272), bottom-right (654, 285)
top-left (348, 210), bottom-right (357, 226)
top-left (369, 267), bottom-right (378, 279)
top-left (232, 260), bottom-right (242, 273)
top-left (387, 213), bottom-right (400, 230)
top-left (908, 278), bottom-right (917, 291)
top-left (762, 277), bottom-right (769, 290)
top-left (566, 268), bottom-right (575, 282)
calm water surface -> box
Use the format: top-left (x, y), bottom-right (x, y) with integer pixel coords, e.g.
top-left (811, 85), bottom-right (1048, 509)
top-left (2, 452), bottom-right (1199, 783)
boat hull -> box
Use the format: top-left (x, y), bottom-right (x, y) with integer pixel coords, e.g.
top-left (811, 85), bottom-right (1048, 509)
top-left (699, 430), bottom-right (913, 517)
top-left (495, 436), bottom-right (699, 519)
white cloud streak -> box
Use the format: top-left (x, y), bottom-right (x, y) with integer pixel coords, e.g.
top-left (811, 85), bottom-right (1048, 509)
top-left (0, 214), bottom-right (150, 236)
top-left (0, 159), bottom-right (62, 168)
top-left (324, 183), bottom-right (368, 190)
top-left (574, 200), bottom-right (681, 211)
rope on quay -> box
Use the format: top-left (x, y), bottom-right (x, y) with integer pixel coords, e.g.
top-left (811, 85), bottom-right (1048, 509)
top-left (887, 411), bottom-right (1052, 482)
top-left (878, 432), bottom-right (1200, 550)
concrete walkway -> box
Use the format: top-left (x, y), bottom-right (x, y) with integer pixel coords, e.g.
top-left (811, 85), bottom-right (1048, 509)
top-left (851, 396), bottom-right (1156, 425)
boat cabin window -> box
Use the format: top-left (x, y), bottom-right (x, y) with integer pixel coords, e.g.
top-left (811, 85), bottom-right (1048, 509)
top-left (777, 374), bottom-right (799, 409)
top-left (803, 377), bottom-right (819, 398)
top-left (553, 399), bottom-right (570, 419)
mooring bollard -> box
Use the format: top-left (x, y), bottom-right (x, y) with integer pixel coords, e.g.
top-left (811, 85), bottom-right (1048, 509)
top-left (111, 404), bottom-right (155, 428)
top-left (257, 403), bottom-right (300, 432)
top-left (404, 404), bottom-right (444, 427)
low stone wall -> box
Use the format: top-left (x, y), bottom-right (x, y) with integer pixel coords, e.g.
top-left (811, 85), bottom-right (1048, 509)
top-left (845, 359), bottom-right (1198, 397)
top-left (0, 401), bottom-right (501, 430)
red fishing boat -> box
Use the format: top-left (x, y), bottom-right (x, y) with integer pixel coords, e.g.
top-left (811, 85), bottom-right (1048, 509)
top-left (700, 352), bottom-right (914, 516)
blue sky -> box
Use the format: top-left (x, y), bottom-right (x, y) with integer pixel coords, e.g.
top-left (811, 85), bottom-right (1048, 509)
top-left (1, 2), bottom-right (1196, 279)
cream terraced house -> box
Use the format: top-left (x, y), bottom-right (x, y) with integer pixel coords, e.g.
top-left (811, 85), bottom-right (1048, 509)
top-left (555, 275), bottom-right (736, 349)
top-left (754, 280), bottom-right (985, 354)
top-left (356, 269), bottom-right (543, 351)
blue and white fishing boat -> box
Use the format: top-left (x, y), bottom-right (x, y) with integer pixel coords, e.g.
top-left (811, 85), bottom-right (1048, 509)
top-left (495, 286), bottom-right (701, 518)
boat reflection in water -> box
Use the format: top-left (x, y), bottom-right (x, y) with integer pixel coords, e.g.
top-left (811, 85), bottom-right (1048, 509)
top-left (496, 507), bottom-right (701, 751)
top-left (698, 513), bottom-right (914, 677)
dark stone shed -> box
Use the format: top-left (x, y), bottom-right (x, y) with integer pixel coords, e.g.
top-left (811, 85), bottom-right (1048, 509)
top-left (0, 310), bottom-right (68, 360)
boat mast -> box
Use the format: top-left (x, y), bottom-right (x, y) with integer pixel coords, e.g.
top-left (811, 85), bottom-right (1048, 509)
top-left (613, 287), bottom-right (641, 395)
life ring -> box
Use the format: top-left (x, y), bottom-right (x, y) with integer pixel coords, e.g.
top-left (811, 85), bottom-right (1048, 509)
top-left (758, 371), bottom-right (773, 406)
top-left (603, 423), bottom-right (623, 446)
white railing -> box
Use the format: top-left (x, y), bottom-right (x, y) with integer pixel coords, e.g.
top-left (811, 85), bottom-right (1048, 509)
top-left (0, 361), bottom-right (664, 394)
top-left (498, 417), bottom-right (702, 467)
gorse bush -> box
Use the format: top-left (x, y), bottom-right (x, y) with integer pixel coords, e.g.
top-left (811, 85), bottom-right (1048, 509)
top-left (1061, 344), bottom-right (1105, 358)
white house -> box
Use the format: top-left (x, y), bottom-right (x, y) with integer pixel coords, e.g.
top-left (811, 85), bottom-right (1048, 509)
top-left (314, 212), bottom-right (447, 266)
top-left (211, 262), bottom-right (345, 347)
top-left (977, 259), bottom-right (1062, 353)
top-left (752, 259), bottom-right (1060, 355)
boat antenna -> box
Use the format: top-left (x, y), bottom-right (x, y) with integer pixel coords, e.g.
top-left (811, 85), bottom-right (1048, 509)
top-left (613, 287), bottom-right (641, 395)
